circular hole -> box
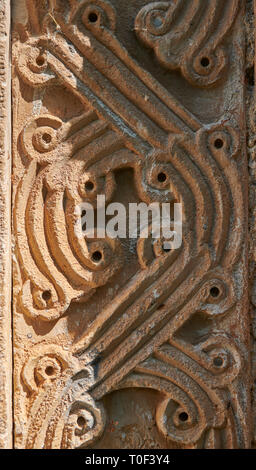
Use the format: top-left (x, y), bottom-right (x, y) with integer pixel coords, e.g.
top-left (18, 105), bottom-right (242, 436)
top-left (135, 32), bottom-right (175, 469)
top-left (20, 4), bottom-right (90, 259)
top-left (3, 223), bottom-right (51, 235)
top-left (157, 172), bottom-right (167, 183)
top-left (42, 290), bottom-right (51, 302)
top-left (153, 16), bottom-right (163, 28)
top-left (213, 356), bottom-right (224, 368)
top-left (214, 138), bottom-right (224, 149)
top-left (201, 57), bottom-right (210, 67)
top-left (210, 286), bottom-right (220, 298)
top-left (88, 12), bottom-right (98, 23)
top-left (36, 56), bottom-right (45, 67)
top-left (42, 133), bottom-right (52, 144)
top-left (163, 244), bottom-right (171, 252)
top-left (179, 412), bottom-right (189, 422)
top-left (77, 416), bottom-right (86, 427)
top-left (92, 250), bottom-right (102, 262)
top-left (45, 366), bottom-right (54, 376)
top-left (85, 181), bottom-right (94, 192)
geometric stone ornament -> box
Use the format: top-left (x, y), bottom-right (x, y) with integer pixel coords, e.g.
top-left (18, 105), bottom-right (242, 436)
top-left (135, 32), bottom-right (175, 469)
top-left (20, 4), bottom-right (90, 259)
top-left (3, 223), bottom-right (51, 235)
top-left (12, 0), bottom-right (251, 448)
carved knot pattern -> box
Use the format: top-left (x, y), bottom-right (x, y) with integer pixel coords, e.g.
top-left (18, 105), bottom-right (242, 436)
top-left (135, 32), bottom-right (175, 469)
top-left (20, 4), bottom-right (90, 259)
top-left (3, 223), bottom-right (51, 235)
top-left (13, 0), bottom-right (249, 449)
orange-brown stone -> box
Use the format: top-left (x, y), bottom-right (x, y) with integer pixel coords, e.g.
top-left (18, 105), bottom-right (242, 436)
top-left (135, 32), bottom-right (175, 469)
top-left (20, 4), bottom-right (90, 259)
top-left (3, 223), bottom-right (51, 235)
top-left (0, 0), bottom-right (251, 449)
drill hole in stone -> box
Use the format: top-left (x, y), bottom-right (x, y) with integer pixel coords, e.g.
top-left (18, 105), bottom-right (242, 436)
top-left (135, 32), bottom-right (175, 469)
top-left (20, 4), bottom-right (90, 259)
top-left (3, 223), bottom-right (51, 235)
top-left (42, 290), bottom-right (51, 302)
top-left (88, 12), bottom-right (98, 23)
top-left (85, 181), bottom-right (94, 192)
top-left (157, 172), bottom-right (167, 183)
top-left (36, 56), bottom-right (45, 67)
top-left (213, 356), bottom-right (224, 368)
top-left (45, 366), bottom-right (55, 376)
top-left (153, 16), bottom-right (163, 28)
top-left (42, 133), bottom-right (52, 144)
top-left (201, 57), bottom-right (210, 67)
top-left (179, 412), bottom-right (189, 422)
top-left (210, 286), bottom-right (220, 298)
top-left (92, 250), bottom-right (102, 262)
top-left (163, 244), bottom-right (171, 253)
top-left (77, 416), bottom-right (86, 427)
top-left (214, 138), bottom-right (224, 149)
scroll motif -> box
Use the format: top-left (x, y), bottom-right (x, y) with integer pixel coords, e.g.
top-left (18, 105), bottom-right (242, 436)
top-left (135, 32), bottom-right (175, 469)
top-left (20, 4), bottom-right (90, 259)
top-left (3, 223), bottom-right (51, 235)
top-left (135, 0), bottom-right (240, 87)
top-left (117, 335), bottom-right (243, 448)
top-left (13, 0), bottom-right (249, 449)
top-left (20, 344), bottom-right (105, 448)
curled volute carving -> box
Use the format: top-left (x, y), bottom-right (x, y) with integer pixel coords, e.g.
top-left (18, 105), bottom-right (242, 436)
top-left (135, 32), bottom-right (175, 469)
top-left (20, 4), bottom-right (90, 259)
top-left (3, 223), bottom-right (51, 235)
top-left (135, 0), bottom-right (240, 87)
top-left (21, 345), bottom-right (105, 449)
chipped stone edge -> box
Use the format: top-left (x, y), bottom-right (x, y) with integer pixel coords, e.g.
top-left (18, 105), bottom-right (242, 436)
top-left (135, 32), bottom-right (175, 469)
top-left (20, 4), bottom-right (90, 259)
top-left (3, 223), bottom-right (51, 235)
top-left (0, 0), bottom-right (12, 449)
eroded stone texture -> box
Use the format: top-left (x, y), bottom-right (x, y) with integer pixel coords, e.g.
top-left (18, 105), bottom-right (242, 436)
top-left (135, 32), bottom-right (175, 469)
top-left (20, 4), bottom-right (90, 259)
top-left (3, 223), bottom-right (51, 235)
top-left (0, 0), bottom-right (12, 450)
top-left (247, 0), bottom-right (256, 447)
top-left (12, 0), bottom-right (251, 448)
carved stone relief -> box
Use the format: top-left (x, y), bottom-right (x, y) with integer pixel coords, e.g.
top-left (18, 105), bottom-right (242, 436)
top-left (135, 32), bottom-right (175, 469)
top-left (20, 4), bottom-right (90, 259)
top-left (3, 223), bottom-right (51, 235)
top-left (12, 0), bottom-right (251, 449)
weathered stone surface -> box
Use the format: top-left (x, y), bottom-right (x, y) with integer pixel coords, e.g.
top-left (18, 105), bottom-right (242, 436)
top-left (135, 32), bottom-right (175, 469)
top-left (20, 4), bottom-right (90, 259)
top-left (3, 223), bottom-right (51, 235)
top-left (12, 0), bottom-right (251, 449)
top-left (248, 0), bottom-right (256, 448)
top-left (0, 0), bottom-right (12, 450)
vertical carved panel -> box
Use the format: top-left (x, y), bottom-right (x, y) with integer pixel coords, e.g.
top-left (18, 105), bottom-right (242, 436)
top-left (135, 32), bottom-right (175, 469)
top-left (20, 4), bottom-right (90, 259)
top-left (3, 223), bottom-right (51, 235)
top-left (12, 0), bottom-right (251, 448)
